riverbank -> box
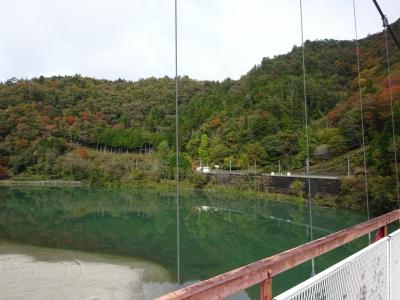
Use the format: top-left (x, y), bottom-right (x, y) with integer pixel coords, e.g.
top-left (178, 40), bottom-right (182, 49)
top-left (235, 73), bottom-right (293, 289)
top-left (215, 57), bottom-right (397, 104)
top-left (120, 179), bottom-right (339, 209)
top-left (0, 145), bottom-right (353, 211)
top-left (0, 180), bottom-right (82, 187)
top-left (0, 177), bottom-right (339, 209)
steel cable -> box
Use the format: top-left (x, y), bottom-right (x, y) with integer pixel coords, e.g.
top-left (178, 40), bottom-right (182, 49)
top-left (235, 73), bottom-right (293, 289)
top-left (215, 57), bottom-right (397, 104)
top-left (174, 0), bottom-right (180, 284)
top-left (352, 0), bottom-right (371, 244)
top-left (384, 28), bottom-right (400, 212)
top-left (299, 0), bottom-right (315, 276)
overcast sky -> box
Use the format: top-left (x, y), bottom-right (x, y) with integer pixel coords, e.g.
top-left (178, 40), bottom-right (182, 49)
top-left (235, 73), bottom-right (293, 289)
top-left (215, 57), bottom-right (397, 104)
top-left (0, 0), bottom-right (399, 82)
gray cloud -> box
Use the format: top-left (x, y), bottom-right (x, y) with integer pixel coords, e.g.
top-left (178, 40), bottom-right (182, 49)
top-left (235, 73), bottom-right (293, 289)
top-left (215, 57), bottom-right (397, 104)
top-left (0, 0), bottom-right (399, 82)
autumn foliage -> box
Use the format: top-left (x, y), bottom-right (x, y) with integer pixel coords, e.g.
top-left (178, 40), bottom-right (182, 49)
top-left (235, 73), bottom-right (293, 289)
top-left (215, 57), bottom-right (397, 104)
top-left (77, 148), bottom-right (89, 159)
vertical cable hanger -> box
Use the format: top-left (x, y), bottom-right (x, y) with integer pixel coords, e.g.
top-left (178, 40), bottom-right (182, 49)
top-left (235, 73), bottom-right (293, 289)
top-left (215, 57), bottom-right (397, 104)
top-left (376, 3), bottom-right (400, 214)
top-left (352, 0), bottom-right (371, 244)
top-left (299, 0), bottom-right (315, 276)
top-left (174, 0), bottom-right (181, 285)
top-left (384, 27), bottom-right (400, 211)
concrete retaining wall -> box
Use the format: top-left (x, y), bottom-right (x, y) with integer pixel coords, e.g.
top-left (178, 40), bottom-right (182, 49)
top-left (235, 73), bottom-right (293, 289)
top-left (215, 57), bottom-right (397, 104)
top-left (208, 173), bottom-right (341, 196)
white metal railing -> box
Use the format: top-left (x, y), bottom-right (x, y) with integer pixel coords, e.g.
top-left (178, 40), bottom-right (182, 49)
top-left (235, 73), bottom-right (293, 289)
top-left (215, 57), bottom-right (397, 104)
top-left (390, 228), bottom-right (400, 299)
top-left (274, 229), bottom-right (400, 300)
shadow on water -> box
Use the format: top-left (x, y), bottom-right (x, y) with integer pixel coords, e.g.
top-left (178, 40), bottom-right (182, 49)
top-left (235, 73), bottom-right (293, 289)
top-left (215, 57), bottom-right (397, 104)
top-left (0, 186), bottom-right (368, 299)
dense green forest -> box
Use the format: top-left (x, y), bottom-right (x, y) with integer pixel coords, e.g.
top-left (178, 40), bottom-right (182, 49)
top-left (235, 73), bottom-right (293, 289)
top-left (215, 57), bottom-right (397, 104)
top-left (1, 19), bottom-right (400, 214)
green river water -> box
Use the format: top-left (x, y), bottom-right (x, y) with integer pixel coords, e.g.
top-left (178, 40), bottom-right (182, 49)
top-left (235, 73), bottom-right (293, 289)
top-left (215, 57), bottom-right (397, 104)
top-left (0, 186), bottom-right (369, 299)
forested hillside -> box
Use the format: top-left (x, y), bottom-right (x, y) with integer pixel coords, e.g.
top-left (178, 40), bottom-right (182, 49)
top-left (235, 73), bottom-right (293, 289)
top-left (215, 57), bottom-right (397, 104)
top-left (1, 19), bottom-right (400, 213)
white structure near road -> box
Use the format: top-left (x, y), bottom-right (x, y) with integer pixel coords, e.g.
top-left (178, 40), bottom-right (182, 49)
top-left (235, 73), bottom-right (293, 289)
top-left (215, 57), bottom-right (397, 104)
top-left (195, 166), bottom-right (210, 173)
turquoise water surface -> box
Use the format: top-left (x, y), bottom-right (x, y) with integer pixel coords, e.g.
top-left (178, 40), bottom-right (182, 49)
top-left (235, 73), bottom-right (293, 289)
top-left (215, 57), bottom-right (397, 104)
top-left (0, 186), bottom-right (368, 299)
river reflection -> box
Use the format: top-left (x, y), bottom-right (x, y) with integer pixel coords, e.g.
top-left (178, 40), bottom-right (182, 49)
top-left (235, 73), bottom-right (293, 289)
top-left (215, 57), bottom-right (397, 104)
top-left (0, 187), bottom-right (367, 299)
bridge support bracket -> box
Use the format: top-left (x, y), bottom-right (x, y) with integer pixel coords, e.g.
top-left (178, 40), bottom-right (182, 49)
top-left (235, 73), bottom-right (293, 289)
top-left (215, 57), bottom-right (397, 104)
top-left (260, 271), bottom-right (272, 300)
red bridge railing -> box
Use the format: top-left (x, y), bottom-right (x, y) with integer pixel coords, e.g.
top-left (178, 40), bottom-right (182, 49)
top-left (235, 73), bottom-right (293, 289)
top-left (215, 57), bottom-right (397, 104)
top-left (157, 209), bottom-right (400, 300)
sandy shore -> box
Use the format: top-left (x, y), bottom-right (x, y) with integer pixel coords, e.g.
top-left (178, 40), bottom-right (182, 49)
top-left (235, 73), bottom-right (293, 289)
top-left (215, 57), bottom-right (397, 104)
top-left (0, 241), bottom-right (175, 300)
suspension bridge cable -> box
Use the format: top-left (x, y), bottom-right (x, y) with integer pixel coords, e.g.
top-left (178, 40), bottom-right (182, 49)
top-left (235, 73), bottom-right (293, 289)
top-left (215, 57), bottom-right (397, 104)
top-left (352, 0), bottom-right (371, 244)
top-left (174, 0), bottom-right (180, 284)
top-left (299, 0), bottom-right (315, 276)
top-left (372, 0), bottom-right (400, 51)
top-left (384, 28), bottom-right (400, 211)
